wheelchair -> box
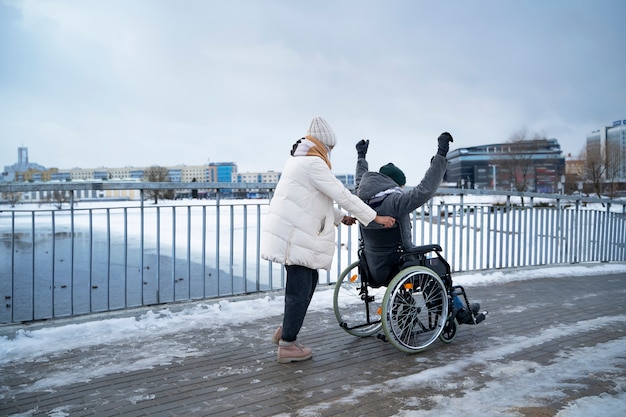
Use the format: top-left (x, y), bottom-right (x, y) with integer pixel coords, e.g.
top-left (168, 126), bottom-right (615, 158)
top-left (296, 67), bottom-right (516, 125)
top-left (333, 226), bottom-right (486, 354)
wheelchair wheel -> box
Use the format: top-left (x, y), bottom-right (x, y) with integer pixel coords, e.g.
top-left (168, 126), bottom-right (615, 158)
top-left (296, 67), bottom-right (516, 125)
top-left (333, 260), bottom-right (384, 337)
top-left (381, 266), bottom-right (449, 353)
top-left (439, 317), bottom-right (458, 344)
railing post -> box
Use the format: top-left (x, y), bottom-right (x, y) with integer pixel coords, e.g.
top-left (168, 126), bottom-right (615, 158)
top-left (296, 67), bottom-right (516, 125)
top-left (256, 204), bottom-right (261, 293)
top-left (622, 204), bottom-right (626, 262)
top-left (622, 203), bottom-right (626, 261)
top-left (216, 189), bottom-right (221, 294)
top-left (70, 190), bottom-right (75, 316)
top-left (505, 195), bottom-right (511, 268)
top-left (229, 205), bottom-right (235, 294)
top-left (554, 197), bottom-right (561, 263)
top-left (183, 205), bottom-right (190, 300)
top-left (156, 206), bottom-right (161, 303)
top-left (171, 205), bottom-right (177, 301)
top-left (458, 193), bottom-right (464, 272)
top-left (31, 211), bottom-right (35, 320)
top-left (201, 205), bottom-right (207, 297)
top-left (141, 191), bottom-right (145, 305)
top-left (603, 202), bottom-right (611, 262)
top-left (10, 212), bottom-right (16, 323)
top-left (243, 204), bottom-right (248, 293)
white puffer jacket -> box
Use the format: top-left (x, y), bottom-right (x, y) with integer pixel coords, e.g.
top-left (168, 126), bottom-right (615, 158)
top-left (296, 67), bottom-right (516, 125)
top-left (261, 155), bottom-right (377, 271)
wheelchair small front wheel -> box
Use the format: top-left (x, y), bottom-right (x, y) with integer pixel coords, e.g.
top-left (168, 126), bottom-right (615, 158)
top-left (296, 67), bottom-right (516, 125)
top-left (382, 266), bottom-right (449, 353)
top-left (333, 260), bottom-right (384, 337)
top-left (439, 317), bottom-right (458, 344)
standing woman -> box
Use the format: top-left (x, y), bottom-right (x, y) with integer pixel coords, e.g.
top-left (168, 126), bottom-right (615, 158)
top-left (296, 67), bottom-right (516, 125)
top-left (261, 116), bottom-right (396, 363)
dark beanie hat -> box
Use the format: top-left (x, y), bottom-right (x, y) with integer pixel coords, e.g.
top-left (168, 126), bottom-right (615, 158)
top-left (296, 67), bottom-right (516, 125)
top-left (379, 163), bottom-right (406, 186)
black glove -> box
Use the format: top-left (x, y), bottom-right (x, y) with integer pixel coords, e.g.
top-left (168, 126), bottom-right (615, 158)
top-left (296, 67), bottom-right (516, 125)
top-left (356, 139), bottom-right (369, 158)
top-left (437, 132), bottom-right (453, 157)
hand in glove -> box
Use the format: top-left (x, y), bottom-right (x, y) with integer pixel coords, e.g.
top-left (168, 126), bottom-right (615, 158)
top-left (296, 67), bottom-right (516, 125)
top-left (356, 139), bottom-right (369, 158)
top-left (341, 216), bottom-right (357, 226)
top-left (437, 132), bottom-right (454, 157)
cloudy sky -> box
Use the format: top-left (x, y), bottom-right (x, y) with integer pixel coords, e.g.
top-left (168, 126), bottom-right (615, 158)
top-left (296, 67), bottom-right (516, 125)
top-left (1, 0), bottom-right (625, 181)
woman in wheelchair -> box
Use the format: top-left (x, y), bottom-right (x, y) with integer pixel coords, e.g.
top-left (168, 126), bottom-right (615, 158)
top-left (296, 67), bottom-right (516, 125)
top-left (332, 132), bottom-right (486, 353)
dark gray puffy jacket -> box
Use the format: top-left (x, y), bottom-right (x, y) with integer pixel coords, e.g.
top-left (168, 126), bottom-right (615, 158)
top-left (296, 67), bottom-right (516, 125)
top-left (354, 154), bottom-right (447, 285)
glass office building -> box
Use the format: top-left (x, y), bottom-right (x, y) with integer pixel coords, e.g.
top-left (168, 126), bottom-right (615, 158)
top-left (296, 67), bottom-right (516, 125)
top-left (446, 139), bottom-right (565, 192)
top-left (606, 120), bottom-right (626, 181)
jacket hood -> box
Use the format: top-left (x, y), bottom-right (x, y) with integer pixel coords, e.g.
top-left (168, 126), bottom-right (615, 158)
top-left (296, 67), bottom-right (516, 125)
top-left (356, 172), bottom-right (399, 201)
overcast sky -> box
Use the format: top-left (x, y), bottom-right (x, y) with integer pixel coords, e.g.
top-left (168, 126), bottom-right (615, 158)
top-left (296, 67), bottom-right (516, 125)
top-left (1, 0), bottom-right (625, 181)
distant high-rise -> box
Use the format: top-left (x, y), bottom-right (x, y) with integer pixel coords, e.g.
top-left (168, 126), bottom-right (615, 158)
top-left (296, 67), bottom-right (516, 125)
top-left (17, 147), bottom-right (29, 168)
top-left (2, 146), bottom-right (47, 182)
top-left (586, 119), bottom-right (626, 182)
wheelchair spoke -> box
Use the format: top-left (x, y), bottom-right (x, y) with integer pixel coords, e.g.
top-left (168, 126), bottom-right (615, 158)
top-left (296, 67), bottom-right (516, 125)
top-left (382, 266), bottom-right (449, 353)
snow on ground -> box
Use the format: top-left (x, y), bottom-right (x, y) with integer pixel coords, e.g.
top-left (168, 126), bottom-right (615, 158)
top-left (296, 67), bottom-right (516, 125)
top-left (1, 262), bottom-right (625, 416)
top-left (295, 314), bottom-right (626, 417)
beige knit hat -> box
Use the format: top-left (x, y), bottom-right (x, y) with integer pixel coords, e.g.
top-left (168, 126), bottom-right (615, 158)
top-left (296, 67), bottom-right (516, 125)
top-left (306, 116), bottom-right (337, 147)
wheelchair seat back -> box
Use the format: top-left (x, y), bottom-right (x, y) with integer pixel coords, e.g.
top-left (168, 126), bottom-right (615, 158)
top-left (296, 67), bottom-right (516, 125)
top-left (359, 224), bottom-right (450, 288)
top-left (358, 224), bottom-right (402, 288)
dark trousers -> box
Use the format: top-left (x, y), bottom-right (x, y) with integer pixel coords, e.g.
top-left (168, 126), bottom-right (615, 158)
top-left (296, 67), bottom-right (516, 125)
top-left (281, 265), bottom-right (319, 343)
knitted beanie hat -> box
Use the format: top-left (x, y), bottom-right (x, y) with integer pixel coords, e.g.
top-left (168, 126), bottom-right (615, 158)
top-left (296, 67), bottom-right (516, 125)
top-left (379, 163), bottom-right (406, 186)
top-left (306, 116), bottom-right (337, 147)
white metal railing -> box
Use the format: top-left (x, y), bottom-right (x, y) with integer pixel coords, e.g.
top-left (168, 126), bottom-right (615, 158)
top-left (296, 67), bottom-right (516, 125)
top-left (1, 182), bottom-right (625, 324)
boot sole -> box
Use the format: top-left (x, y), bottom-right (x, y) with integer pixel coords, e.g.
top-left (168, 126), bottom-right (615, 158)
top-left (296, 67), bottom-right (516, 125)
top-left (277, 353), bottom-right (312, 363)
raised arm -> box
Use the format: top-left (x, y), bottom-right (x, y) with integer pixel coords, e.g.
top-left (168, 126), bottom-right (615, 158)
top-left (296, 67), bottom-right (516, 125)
top-left (355, 139), bottom-right (369, 191)
top-left (392, 132), bottom-right (453, 215)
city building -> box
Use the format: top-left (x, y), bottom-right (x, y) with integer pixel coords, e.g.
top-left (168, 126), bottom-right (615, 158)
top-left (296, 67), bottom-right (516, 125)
top-left (586, 119), bottom-right (626, 183)
top-left (2, 149), bottom-right (239, 184)
top-left (446, 138), bottom-right (566, 193)
top-left (334, 173), bottom-right (355, 187)
top-left (2, 147), bottom-right (50, 182)
top-left (234, 171), bottom-right (280, 184)
top-left (2, 146), bottom-right (361, 202)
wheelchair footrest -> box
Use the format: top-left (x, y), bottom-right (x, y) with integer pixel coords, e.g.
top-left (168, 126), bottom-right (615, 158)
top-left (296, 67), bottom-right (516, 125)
top-left (473, 310), bottom-right (488, 324)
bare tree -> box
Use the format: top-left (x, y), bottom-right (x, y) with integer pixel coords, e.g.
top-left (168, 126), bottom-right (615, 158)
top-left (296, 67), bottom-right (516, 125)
top-left (1, 191), bottom-right (22, 207)
top-left (564, 148), bottom-right (588, 195)
top-left (45, 190), bottom-right (70, 209)
top-left (583, 140), bottom-right (606, 199)
top-left (490, 128), bottom-right (546, 204)
top-left (144, 165), bottom-right (172, 204)
top-left (604, 140), bottom-right (622, 199)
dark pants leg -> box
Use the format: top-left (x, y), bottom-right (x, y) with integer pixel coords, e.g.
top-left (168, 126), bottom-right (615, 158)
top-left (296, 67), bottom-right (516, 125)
top-left (281, 265), bottom-right (319, 343)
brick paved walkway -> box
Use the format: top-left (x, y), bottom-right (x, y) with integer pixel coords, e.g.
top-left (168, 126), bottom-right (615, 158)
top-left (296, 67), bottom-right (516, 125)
top-left (1, 267), bottom-right (626, 416)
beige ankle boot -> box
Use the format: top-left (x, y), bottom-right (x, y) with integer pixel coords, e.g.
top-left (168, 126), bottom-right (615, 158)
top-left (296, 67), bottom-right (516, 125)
top-left (277, 340), bottom-right (312, 363)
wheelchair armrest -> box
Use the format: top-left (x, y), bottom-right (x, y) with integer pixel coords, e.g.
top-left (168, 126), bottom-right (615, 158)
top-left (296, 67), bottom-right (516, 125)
top-left (404, 244), bottom-right (442, 255)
